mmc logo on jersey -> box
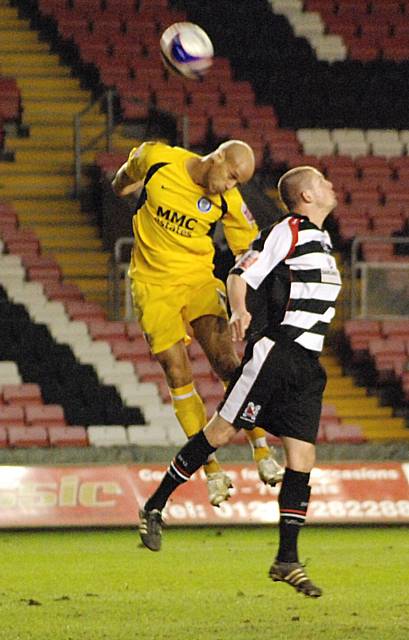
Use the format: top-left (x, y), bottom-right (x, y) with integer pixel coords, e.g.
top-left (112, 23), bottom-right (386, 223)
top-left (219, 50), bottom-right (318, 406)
top-left (241, 401), bottom-right (261, 424)
top-left (155, 206), bottom-right (198, 236)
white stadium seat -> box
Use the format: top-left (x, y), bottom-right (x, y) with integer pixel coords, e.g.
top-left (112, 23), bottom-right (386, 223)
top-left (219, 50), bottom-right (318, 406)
top-left (87, 425), bottom-right (129, 447)
top-left (127, 425), bottom-right (167, 446)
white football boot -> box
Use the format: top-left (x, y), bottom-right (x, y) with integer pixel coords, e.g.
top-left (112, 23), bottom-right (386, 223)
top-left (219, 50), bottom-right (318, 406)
top-left (206, 471), bottom-right (234, 507)
top-left (257, 449), bottom-right (285, 486)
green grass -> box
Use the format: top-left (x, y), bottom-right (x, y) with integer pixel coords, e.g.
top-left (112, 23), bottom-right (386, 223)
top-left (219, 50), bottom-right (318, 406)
top-left (1, 527), bottom-right (408, 640)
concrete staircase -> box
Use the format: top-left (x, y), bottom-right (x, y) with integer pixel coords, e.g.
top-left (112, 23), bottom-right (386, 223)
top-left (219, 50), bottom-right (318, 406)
top-left (0, 0), bottom-right (132, 308)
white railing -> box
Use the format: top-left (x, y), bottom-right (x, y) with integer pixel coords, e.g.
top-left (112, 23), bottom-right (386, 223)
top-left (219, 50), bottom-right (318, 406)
top-left (350, 236), bottom-right (409, 319)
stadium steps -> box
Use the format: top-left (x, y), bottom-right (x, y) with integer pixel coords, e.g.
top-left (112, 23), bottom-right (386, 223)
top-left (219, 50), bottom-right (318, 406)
top-left (0, 2), bottom-right (130, 309)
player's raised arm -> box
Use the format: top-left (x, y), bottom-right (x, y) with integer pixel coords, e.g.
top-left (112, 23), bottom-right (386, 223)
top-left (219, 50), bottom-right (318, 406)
top-left (111, 162), bottom-right (143, 197)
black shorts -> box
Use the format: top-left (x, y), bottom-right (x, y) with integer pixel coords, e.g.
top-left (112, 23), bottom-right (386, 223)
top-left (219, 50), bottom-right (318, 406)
top-left (218, 336), bottom-right (327, 444)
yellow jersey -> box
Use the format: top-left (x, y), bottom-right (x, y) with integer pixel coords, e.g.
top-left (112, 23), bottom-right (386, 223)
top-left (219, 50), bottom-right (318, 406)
top-left (125, 141), bottom-right (259, 285)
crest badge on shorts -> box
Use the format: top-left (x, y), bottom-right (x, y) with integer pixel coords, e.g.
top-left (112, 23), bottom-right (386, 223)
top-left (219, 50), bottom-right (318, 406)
top-left (241, 401), bottom-right (261, 423)
top-left (197, 197), bottom-right (212, 212)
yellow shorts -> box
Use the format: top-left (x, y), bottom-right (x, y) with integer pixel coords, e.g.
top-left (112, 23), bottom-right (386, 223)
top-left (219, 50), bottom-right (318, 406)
top-left (130, 277), bottom-right (228, 354)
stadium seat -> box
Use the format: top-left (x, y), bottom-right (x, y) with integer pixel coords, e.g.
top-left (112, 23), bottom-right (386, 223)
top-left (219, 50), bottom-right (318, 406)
top-left (0, 406), bottom-right (25, 427)
top-left (133, 359), bottom-right (163, 382)
top-left (127, 424), bottom-right (166, 446)
top-left (325, 422), bottom-right (366, 444)
top-left (64, 301), bottom-right (107, 321)
top-left (381, 320), bottom-right (409, 339)
top-left (2, 384), bottom-right (43, 406)
top-left (25, 404), bottom-right (66, 427)
top-left (48, 426), bottom-right (88, 447)
top-left (87, 425), bottom-right (128, 446)
top-left (0, 427), bottom-right (7, 448)
top-left (111, 337), bottom-right (151, 361)
top-left (8, 426), bottom-right (49, 448)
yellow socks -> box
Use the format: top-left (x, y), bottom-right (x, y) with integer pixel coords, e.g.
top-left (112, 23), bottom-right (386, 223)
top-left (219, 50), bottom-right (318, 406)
top-left (245, 427), bottom-right (271, 462)
top-left (170, 382), bottom-right (207, 437)
top-left (170, 383), bottom-right (222, 476)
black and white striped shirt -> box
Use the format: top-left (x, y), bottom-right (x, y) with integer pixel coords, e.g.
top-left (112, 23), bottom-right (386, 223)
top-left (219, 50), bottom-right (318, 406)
top-left (232, 213), bottom-right (342, 353)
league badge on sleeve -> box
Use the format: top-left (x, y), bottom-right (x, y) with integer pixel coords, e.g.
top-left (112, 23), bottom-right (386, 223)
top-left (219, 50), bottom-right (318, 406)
top-left (241, 202), bottom-right (255, 223)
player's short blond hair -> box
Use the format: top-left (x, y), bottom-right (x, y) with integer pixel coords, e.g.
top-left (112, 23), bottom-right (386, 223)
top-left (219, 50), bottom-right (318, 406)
top-left (277, 166), bottom-right (321, 210)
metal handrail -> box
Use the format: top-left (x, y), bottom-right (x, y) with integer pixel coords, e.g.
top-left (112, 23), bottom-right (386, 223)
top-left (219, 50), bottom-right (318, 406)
top-left (108, 237), bottom-right (134, 320)
top-left (73, 88), bottom-right (115, 197)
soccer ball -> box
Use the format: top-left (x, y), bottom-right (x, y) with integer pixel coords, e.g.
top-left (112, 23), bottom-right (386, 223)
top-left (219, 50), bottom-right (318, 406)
top-left (160, 22), bottom-right (214, 80)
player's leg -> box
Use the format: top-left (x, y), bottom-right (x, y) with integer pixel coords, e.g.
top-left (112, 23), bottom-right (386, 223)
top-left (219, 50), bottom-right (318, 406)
top-left (139, 414), bottom-right (237, 550)
top-left (268, 436), bottom-right (321, 597)
top-left (154, 341), bottom-right (233, 505)
top-left (131, 280), bottom-right (230, 505)
top-left (268, 351), bottom-right (326, 598)
top-left (191, 310), bottom-right (283, 485)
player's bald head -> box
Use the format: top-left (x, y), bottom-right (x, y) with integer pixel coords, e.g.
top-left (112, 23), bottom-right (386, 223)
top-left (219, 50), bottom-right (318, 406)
top-left (216, 140), bottom-right (255, 183)
top-left (277, 166), bottom-right (321, 210)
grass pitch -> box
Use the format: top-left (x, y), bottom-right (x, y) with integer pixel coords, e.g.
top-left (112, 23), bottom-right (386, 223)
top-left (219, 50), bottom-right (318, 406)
top-left (1, 526), bottom-right (408, 640)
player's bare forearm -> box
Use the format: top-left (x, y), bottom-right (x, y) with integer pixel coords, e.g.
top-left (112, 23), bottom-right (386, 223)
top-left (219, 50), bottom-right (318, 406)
top-left (111, 163), bottom-right (142, 197)
top-left (227, 274), bottom-right (251, 342)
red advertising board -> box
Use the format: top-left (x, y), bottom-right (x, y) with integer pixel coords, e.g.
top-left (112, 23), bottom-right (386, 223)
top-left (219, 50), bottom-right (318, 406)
top-left (0, 462), bottom-right (408, 528)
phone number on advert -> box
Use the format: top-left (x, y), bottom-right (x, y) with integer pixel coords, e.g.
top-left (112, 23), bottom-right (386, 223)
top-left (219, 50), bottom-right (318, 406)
top-left (309, 500), bottom-right (409, 519)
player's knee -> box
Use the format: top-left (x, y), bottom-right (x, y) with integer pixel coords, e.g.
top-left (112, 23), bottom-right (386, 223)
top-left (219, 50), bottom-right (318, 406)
top-left (156, 355), bottom-right (192, 388)
top-left (204, 417), bottom-right (236, 448)
top-left (212, 354), bottom-right (239, 382)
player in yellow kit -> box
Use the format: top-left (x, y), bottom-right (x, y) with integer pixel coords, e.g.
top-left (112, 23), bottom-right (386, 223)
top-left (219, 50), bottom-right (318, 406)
top-left (112, 139), bottom-right (283, 505)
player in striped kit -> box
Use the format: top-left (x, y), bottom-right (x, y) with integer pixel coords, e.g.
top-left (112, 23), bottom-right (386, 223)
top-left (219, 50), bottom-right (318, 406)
top-left (139, 165), bottom-right (341, 598)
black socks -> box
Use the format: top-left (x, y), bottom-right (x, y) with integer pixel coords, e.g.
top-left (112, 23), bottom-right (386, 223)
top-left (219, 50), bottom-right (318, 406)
top-left (144, 430), bottom-right (216, 512)
top-left (276, 467), bottom-right (311, 563)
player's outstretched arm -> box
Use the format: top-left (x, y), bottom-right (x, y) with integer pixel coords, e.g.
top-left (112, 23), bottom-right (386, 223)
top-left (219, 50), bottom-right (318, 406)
top-left (111, 163), bottom-right (142, 197)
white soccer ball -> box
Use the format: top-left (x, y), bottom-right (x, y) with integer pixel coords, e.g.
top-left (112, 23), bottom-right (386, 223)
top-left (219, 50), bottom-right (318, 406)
top-left (160, 22), bottom-right (214, 80)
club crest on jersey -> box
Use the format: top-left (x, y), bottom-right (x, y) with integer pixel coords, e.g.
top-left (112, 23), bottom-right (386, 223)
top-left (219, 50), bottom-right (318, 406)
top-left (241, 401), bottom-right (261, 423)
top-left (197, 197), bottom-right (212, 213)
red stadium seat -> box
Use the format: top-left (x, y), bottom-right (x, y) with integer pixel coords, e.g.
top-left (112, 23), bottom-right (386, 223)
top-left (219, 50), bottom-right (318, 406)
top-left (126, 322), bottom-right (143, 339)
top-left (95, 151), bottom-right (128, 174)
top-left (369, 338), bottom-right (406, 357)
top-left (134, 359), bottom-right (163, 382)
top-left (0, 406), bottom-right (25, 427)
top-left (321, 403), bottom-right (339, 419)
top-left (21, 254), bottom-right (62, 275)
top-left (187, 340), bottom-right (206, 360)
top-left (25, 405), bottom-right (66, 427)
top-left (64, 301), bottom-right (106, 321)
top-left (0, 427), bottom-right (7, 448)
top-left (381, 320), bottom-right (409, 339)
top-left (8, 426), bottom-right (48, 448)
top-left (2, 384), bottom-right (42, 406)
top-left (48, 426), bottom-right (88, 447)
top-left (325, 422), bottom-right (366, 444)
top-left (42, 281), bottom-right (84, 301)
top-left (190, 359), bottom-right (213, 379)
top-left (74, 0), bottom-right (104, 15)
top-left (344, 319), bottom-right (381, 337)
top-left (112, 337), bottom-right (151, 362)
top-left (196, 379), bottom-right (224, 401)
top-left (88, 320), bottom-right (127, 341)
